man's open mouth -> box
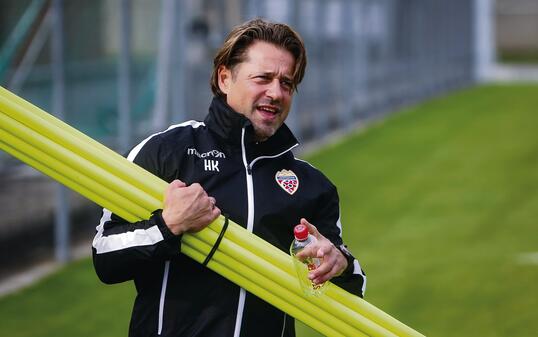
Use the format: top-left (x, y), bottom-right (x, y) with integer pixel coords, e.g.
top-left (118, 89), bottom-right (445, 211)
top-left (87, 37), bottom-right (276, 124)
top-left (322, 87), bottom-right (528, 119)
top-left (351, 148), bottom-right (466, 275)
top-left (257, 105), bottom-right (280, 120)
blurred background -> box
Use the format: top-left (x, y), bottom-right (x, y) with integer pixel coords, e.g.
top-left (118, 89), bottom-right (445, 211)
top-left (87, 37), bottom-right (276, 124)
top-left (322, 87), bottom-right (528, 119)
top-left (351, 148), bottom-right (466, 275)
top-left (0, 0), bottom-right (537, 336)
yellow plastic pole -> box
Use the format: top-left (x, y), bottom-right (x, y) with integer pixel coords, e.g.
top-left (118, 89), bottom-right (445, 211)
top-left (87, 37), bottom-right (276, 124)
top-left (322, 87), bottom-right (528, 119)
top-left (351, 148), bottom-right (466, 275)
top-left (0, 89), bottom-right (166, 199)
top-left (0, 113), bottom-right (161, 214)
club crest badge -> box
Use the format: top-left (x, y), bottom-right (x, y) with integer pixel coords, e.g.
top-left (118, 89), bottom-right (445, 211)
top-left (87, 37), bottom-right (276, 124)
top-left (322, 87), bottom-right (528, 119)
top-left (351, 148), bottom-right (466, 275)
top-left (275, 169), bottom-right (299, 195)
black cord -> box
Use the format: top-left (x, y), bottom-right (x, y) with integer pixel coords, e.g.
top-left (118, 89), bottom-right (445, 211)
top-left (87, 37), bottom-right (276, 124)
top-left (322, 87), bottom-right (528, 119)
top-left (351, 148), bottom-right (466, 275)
top-left (203, 215), bottom-right (229, 266)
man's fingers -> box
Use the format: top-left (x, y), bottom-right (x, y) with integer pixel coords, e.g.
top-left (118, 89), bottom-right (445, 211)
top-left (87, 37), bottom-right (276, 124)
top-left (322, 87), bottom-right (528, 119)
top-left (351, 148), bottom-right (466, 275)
top-left (309, 259), bottom-right (331, 278)
top-left (169, 179), bottom-right (187, 189)
top-left (316, 242), bottom-right (336, 258)
top-left (309, 251), bottom-right (336, 276)
top-left (309, 257), bottom-right (341, 284)
top-left (307, 244), bottom-right (346, 283)
top-left (295, 244), bottom-right (316, 261)
top-left (184, 204), bottom-right (221, 233)
top-left (300, 218), bottom-right (320, 238)
top-left (165, 180), bottom-right (187, 198)
top-left (312, 264), bottom-right (342, 284)
top-left (211, 206), bottom-right (221, 220)
top-left (163, 179), bottom-right (220, 235)
top-left (208, 197), bottom-right (216, 209)
top-left (186, 182), bottom-right (207, 197)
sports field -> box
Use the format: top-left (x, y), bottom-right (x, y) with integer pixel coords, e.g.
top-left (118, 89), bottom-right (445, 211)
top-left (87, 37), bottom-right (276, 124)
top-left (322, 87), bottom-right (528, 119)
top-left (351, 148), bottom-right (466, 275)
top-left (0, 84), bottom-right (537, 337)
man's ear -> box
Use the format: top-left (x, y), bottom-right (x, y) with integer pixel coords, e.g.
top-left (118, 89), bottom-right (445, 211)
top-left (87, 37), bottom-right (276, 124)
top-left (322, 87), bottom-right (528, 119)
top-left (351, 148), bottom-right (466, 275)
top-left (217, 65), bottom-right (232, 95)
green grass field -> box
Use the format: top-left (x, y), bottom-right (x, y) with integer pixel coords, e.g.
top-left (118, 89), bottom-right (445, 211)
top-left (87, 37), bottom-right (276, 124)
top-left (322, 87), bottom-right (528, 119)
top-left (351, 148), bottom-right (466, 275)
top-left (1, 84), bottom-right (537, 337)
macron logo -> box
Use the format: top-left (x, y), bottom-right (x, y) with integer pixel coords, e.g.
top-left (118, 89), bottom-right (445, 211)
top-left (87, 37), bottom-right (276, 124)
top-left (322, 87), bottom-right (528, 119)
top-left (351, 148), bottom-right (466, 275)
top-left (187, 148), bottom-right (226, 159)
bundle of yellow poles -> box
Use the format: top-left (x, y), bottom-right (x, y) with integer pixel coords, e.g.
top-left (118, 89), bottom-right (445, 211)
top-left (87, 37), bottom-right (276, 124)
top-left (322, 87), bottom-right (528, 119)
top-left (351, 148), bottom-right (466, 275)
top-left (0, 86), bottom-right (425, 337)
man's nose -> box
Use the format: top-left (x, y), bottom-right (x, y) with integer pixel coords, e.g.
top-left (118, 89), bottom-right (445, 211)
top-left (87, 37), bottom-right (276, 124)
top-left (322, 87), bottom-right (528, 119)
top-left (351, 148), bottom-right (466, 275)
top-left (266, 79), bottom-right (283, 101)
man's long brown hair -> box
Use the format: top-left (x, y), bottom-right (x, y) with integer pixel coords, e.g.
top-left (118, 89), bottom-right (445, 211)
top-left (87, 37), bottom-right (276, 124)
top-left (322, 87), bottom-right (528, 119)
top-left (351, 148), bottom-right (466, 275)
top-left (210, 18), bottom-right (307, 97)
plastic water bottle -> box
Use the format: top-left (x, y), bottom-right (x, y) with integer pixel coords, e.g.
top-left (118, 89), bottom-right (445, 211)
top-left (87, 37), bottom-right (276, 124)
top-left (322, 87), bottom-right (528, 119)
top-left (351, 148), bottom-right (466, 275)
top-left (290, 224), bottom-right (327, 296)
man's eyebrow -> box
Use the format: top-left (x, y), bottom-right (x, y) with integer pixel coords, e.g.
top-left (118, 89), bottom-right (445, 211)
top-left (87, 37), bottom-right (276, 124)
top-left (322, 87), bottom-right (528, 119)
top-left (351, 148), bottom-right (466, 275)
top-left (260, 72), bottom-right (293, 81)
top-left (281, 75), bottom-right (293, 82)
top-left (249, 72), bottom-right (293, 85)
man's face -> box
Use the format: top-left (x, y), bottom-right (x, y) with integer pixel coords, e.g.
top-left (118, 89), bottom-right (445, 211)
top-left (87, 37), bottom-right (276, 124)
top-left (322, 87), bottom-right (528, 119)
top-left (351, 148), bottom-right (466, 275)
top-left (218, 41), bottom-right (295, 141)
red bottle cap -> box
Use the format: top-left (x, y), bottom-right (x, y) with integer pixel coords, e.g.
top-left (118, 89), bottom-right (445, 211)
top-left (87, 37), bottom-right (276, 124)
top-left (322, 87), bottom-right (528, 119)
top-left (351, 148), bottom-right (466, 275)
top-left (293, 224), bottom-right (308, 240)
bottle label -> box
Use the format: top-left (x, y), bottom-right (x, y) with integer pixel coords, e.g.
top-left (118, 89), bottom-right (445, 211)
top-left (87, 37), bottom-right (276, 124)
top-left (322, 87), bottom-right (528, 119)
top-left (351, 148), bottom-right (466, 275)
top-left (306, 261), bottom-right (323, 291)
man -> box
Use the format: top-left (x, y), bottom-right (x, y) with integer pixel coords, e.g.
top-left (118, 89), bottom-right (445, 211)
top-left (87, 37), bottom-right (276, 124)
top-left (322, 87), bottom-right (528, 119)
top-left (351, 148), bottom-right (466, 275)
top-left (93, 18), bottom-right (366, 337)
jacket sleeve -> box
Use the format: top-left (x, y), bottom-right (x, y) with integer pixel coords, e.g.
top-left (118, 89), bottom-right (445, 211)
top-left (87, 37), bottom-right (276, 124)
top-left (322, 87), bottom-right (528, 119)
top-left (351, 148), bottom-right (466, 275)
top-left (92, 135), bottom-right (181, 284)
top-left (313, 185), bottom-right (367, 298)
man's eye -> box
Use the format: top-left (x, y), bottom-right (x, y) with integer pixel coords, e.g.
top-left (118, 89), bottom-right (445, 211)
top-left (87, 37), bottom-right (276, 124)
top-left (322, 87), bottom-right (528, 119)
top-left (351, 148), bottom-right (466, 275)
top-left (281, 81), bottom-right (293, 89)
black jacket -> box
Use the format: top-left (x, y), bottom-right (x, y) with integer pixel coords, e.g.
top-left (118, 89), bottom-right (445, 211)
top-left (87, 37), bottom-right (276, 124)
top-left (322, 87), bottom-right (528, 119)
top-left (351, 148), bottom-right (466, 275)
top-left (92, 97), bottom-right (366, 337)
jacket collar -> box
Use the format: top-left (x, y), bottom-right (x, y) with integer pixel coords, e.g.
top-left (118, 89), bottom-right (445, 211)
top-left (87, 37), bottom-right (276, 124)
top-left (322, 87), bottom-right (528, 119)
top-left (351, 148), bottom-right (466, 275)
top-left (204, 96), bottom-right (299, 157)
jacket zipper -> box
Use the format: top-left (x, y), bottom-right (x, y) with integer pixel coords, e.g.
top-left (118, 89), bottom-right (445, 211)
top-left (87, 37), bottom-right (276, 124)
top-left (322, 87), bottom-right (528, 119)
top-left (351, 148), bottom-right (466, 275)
top-left (232, 127), bottom-right (298, 337)
top-left (232, 127), bottom-right (254, 337)
top-left (241, 128), bottom-right (255, 233)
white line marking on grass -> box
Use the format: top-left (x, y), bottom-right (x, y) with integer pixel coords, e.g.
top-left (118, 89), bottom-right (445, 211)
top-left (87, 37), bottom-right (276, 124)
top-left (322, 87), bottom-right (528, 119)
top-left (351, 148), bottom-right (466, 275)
top-left (516, 252), bottom-right (538, 265)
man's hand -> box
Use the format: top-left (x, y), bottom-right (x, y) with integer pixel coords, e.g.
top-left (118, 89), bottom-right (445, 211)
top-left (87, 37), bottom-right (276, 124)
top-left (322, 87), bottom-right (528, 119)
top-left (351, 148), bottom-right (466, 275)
top-left (161, 179), bottom-right (221, 235)
top-left (294, 218), bottom-right (348, 285)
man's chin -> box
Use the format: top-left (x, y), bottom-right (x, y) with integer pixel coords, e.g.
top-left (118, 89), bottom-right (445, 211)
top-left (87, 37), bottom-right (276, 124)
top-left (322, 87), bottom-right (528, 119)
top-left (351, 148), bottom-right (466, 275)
top-left (252, 126), bottom-right (277, 142)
